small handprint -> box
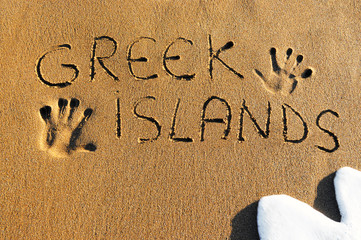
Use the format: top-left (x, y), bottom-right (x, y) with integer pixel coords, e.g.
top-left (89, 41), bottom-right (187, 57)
top-left (254, 48), bottom-right (313, 95)
top-left (39, 98), bottom-right (96, 157)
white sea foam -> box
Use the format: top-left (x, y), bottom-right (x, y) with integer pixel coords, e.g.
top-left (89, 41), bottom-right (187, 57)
top-left (257, 167), bottom-right (361, 240)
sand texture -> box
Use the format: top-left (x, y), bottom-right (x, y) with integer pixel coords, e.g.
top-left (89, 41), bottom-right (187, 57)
top-left (1, 0), bottom-right (361, 239)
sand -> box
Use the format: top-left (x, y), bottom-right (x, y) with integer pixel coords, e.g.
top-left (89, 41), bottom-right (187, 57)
top-left (1, 0), bottom-right (361, 239)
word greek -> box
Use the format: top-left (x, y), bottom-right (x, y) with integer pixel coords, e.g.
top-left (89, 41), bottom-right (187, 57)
top-left (36, 35), bottom-right (242, 87)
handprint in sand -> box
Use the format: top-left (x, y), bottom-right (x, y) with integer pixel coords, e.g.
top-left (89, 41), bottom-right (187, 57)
top-left (254, 48), bottom-right (313, 95)
top-left (39, 98), bottom-right (96, 157)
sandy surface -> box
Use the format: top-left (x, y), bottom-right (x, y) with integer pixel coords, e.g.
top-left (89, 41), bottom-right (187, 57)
top-left (1, 0), bottom-right (361, 239)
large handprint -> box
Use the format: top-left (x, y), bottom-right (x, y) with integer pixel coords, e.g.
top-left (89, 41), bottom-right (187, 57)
top-left (254, 48), bottom-right (313, 96)
top-left (39, 98), bottom-right (96, 157)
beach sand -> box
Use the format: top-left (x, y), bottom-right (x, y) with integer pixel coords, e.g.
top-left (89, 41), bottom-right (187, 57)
top-left (1, 0), bottom-right (361, 239)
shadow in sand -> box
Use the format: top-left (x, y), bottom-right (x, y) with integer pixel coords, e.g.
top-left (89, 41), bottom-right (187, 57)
top-left (313, 172), bottom-right (341, 222)
top-left (230, 171), bottom-right (341, 239)
top-left (230, 201), bottom-right (260, 240)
